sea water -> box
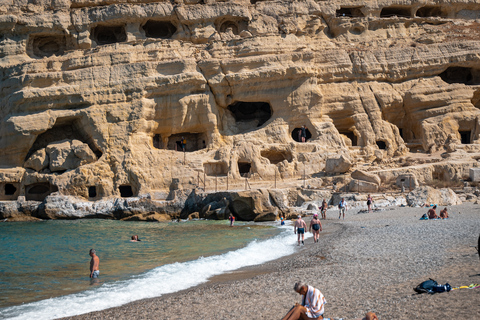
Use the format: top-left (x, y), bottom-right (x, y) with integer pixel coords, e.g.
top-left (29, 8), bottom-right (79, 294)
top-left (0, 219), bottom-right (305, 320)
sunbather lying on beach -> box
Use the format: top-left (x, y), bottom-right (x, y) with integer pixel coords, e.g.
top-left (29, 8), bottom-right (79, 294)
top-left (281, 282), bottom-right (326, 319)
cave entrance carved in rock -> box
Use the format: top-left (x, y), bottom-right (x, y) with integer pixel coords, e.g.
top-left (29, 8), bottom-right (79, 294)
top-left (340, 131), bottom-right (358, 146)
top-left (153, 134), bottom-right (164, 149)
top-left (291, 128), bottom-right (312, 142)
top-left (376, 141), bottom-right (387, 149)
top-left (238, 162), bottom-right (252, 177)
top-left (380, 6), bottom-right (411, 18)
top-left (92, 25), bottom-right (127, 45)
top-left (227, 101), bottom-right (272, 133)
top-left (0, 183), bottom-right (19, 201)
top-left (88, 186), bottom-right (97, 199)
top-left (204, 162), bottom-right (228, 176)
top-left (25, 183), bottom-right (58, 201)
top-left (439, 67), bottom-right (480, 85)
top-left (261, 149), bottom-right (293, 164)
top-left (416, 6), bottom-right (448, 18)
top-left (460, 131), bottom-right (472, 144)
top-left (25, 117), bottom-right (102, 162)
top-left (167, 133), bottom-right (207, 152)
top-left (119, 185), bottom-right (134, 198)
top-left (30, 35), bottom-right (66, 58)
top-left (142, 20), bottom-right (177, 39)
top-left (336, 7), bottom-right (365, 18)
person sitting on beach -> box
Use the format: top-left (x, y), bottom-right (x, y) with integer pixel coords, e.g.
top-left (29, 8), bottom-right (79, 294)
top-left (439, 207), bottom-right (448, 219)
top-left (355, 312), bottom-right (379, 320)
top-left (281, 282), bottom-right (326, 320)
top-left (309, 213), bottom-right (322, 243)
top-left (428, 205), bottom-right (438, 219)
top-left (320, 199), bottom-right (327, 220)
top-left (294, 215), bottom-right (307, 246)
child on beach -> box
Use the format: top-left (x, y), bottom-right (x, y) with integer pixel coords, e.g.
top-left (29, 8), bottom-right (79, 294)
top-left (229, 213), bottom-right (235, 226)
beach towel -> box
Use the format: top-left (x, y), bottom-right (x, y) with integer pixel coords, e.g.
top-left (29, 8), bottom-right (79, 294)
top-left (419, 214), bottom-right (428, 220)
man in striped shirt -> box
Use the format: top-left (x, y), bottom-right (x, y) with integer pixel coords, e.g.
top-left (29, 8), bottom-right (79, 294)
top-left (281, 282), bottom-right (326, 319)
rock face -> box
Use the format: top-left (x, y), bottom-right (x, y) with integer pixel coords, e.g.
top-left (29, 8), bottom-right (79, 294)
top-left (2, 1), bottom-right (480, 209)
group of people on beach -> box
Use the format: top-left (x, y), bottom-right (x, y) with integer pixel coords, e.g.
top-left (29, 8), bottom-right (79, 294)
top-left (426, 205), bottom-right (449, 219)
top-left (281, 281), bottom-right (378, 320)
top-left (294, 214), bottom-right (323, 245)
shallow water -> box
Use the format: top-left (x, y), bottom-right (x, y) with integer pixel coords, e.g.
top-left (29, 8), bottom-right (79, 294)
top-left (0, 219), bottom-right (280, 310)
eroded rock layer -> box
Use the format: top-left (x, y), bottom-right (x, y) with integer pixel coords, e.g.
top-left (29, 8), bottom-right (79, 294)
top-left (2, 0), bottom-right (480, 205)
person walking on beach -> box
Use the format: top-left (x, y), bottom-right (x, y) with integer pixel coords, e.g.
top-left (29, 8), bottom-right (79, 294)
top-left (229, 213), bottom-right (235, 226)
top-left (367, 194), bottom-right (373, 213)
top-left (320, 199), bottom-right (327, 220)
top-left (294, 215), bottom-right (307, 245)
top-left (281, 281), bottom-right (326, 320)
top-left (338, 198), bottom-right (347, 219)
top-left (309, 213), bottom-right (322, 243)
top-left (89, 249), bottom-right (100, 279)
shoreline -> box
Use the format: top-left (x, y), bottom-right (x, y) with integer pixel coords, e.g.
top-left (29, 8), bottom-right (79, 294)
top-left (64, 203), bottom-right (480, 320)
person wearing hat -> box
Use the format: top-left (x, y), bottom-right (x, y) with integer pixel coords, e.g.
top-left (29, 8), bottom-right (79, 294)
top-left (309, 213), bottom-right (322, 243)
top-left (294, 215), bottom-right (307, 245)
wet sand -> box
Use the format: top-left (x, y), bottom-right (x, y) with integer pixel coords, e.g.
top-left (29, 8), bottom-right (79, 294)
top-left (64, 203), bottom-right (480, 320)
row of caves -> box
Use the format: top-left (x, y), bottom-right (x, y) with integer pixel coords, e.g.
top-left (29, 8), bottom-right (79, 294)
top-left (28, 17), bottom-right (248, 58)
top-left (336, 5), bottom-right (451, 19)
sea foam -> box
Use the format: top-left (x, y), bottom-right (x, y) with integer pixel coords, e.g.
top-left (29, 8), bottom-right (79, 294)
top-left (0, 225), bottom-right (310, 320)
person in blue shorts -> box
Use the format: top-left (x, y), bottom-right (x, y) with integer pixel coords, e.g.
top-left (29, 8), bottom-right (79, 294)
top-left (294, 215), bottom-right (307, 246)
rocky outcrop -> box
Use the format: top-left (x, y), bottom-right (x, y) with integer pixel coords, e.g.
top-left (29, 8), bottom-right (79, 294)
top-left (2, 1), bottom-right (480, 209)
top-left (406, 186), bottom-right (462, 207)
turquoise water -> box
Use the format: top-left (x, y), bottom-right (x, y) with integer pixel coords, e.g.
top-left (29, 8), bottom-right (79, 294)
top-left (0, 219), bottom-right (281, 309)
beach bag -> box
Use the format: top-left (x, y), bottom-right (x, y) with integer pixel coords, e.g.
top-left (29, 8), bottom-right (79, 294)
top-left (414, 279), bottom-right (451, 294)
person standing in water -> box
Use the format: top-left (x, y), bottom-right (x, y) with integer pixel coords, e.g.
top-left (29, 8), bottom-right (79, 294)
top-left (89, 249), bottom-right (100, 279)
top-left (294, 215), bottom-right (307, 245)
top-left (309, 213), bottom-right (323, 243)
top-left (229, 213), bottom-right (235, 226)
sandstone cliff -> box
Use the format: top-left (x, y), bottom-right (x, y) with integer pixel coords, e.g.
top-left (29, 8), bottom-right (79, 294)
top-left (1, 0), bottom-right (480, 216)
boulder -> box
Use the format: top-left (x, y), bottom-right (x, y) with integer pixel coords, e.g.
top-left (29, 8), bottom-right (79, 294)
top-left (395, 173), bottom-right (419, 190)
top-left (325, 155), bottom-right (352, 174)
top-left (406, 186), bottom-right (462, 207)
top-left (24, 149), bottom-right (49, 172)
top-left (71, 140), bottom-right (97, 165)
top-left (349, 179), bottom-right (378, 193)
top-left (351, 170), bottom-right (381, 186)
top-left (46, 140), bottom-right (77, 172)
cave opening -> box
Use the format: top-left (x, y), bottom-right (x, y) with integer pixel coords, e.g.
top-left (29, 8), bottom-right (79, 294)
top-left (416, 6), bottom-right (448, 18)
top-left (439, 67), bottom-right (480, 85)
top-left (460, 131), bottom-right (471, 144)
top-left (142, 20), bottom-right (177, 39)
top-left (5, 184), bottom-right (16, 196)
top-left (153, 134), bottom-right (163, 149)
top-left (261, 149), bottom-right (293, 164)
top-left (376, 141), bottom-right (387, 149)
top-left (227, 101), bottom-right (272, 132)
top-left (217, 19), bottom-right (248, 35)
top-left (291, 127), bottom-right (312, 142)
top-left (238, 162), bottom-right (252, 176)
top-left (25, 118), bottom-right (102, 162)
top-left (380, 6), bottom-right (411, 18)
top-left (336, 7), bottom-right (365, 18)
top-left (31, 35), bottom-right (66, 58)
top-left (340, 131), bottom-right (358, 146)
top-left (25, 183), bottom-right (58, 201)
top-left (167, 133), bottom-right (206, 152)
top-left (92, 25), bottom-right (126, 45)
top-left (88, 186), bottom-right (97, 198)
top-left (119, 185), bottom-right (134, 198)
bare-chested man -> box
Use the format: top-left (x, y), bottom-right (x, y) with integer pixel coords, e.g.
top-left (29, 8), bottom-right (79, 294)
top-left (89, 249), bottom-right (100, 279)
top-left (294, 215), bottom-right (307, 246)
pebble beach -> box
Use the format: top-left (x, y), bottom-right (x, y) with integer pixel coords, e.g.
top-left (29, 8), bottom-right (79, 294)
top-left (64, 203), bottom-right (480, 320)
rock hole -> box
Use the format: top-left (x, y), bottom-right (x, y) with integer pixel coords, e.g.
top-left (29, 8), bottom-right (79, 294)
top-left (88, 186), bottom-right (97, 198)
top-left (167, 133), bottom-right (207, 152)
top-left (227, 101), bottom-right (272, 132)
top-left (399, 128), bottom-right (404, 139)
top-left (238, 162), bottom-right (252, 177)
top-left (25, 183), bottom-right (58, 201)
top-left (203, 162), bottom-right (228, 176)
top-left (119, 185), bottom-right (134, 198)
top-left (380, 6), bottom-right (411, 18)
top-left (217, 19), bottom-right (248, 36)
top-left (340, 131), bottom-right (358, 146)
top-left (92, 25), bottom-right (126, 45)
top-left (142, 20), bottom-right (177, 39)
top-left (460, 131), bottom-right (471, 144)
top-left (439, 67), bottom-right (480, 85)
top-left (336, 7), bottom-right (365, 18)
top-left (5, 183), bottom-right (16, 196)
top-left (153, 134), bottom-right (164, 149)
top-left (416, 6), bottom-right (447, 18)
top-left (261, 149), bottom-right (293, 164)
top-left (376, 141), bottom-right (387, 149)
top-left (291, 127), bottom-right (312, 142)
top-left (31, 35), bottom-right (66, 57)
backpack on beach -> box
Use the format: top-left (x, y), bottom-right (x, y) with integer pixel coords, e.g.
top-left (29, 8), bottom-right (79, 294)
top-left (414, 279), bottom-right (452, 294)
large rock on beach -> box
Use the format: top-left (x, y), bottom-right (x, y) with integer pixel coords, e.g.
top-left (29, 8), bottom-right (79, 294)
top-left (406, 186), bottom-right (462, 207)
